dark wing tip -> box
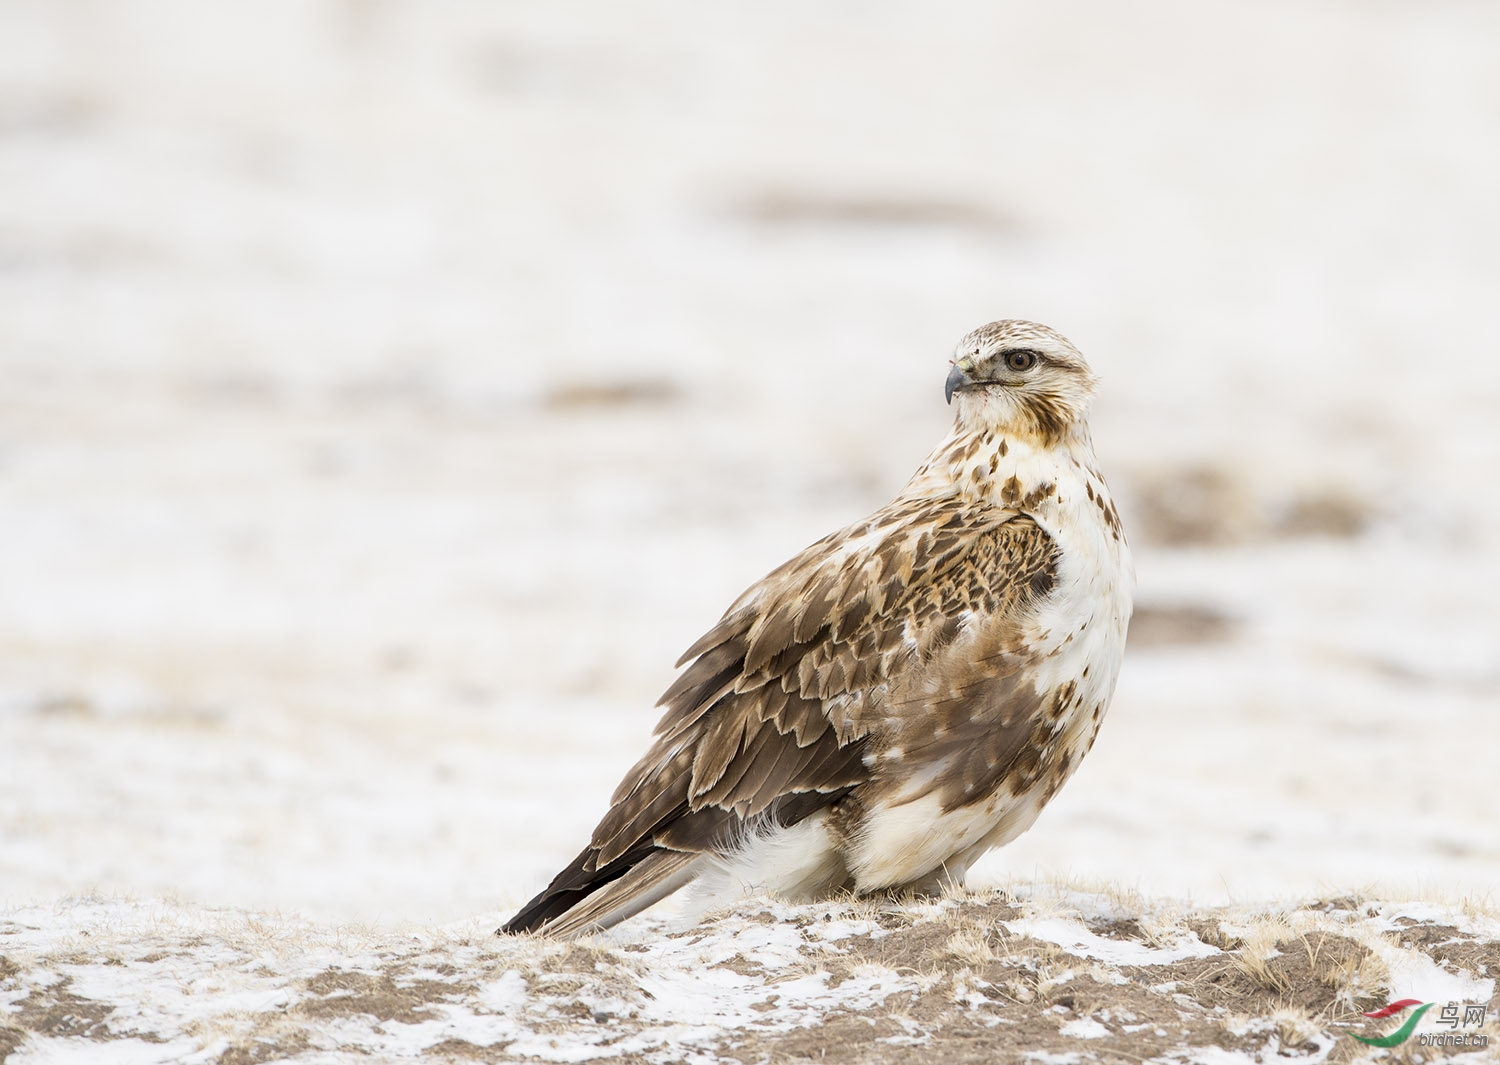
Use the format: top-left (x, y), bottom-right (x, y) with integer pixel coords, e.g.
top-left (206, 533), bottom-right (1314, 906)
top-left (497, 837), bottom-right (675, 936)
top-left (497, 843), bottom-right (603, 935)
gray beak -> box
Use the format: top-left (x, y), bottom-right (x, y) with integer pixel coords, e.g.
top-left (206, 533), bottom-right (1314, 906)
top-left (944, 364), bottom-right (971, 405)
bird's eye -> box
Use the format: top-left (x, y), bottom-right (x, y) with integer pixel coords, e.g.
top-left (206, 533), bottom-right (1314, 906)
top-left (1003, 349), bottom-right (1038, 372)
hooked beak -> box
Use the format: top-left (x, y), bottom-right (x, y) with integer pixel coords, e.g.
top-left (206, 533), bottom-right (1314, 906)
top-left (944, 364), bottom-right (972, 405)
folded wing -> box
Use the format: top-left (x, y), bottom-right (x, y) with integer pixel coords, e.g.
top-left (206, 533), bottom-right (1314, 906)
top-left (501, 496), bottom-right (1057, 935)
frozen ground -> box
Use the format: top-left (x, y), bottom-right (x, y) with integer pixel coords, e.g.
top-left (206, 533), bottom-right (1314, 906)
top-left (1, 1), bottom-right (1498, 1061)
top-left (3, 885), bottom-right (1498, 1064)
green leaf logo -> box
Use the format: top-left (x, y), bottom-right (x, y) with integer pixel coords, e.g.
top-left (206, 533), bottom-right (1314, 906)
top-left (1352, 1002), bottom-right (1433, 1047)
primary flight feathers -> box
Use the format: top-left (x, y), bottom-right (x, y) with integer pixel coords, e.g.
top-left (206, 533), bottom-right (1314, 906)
top-left (503, 320), bottom-right (1133, 937)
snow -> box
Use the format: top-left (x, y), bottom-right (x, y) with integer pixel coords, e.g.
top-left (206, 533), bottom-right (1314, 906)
top-left (1376, 947), bottom-right (1494, 1008)
top-left (5, 890), bottom-right (1488, 1062)
top-left (1058, 1017), bottom-right (1110, 1039)
top-left (1385, 901), bottom-right (1500, 938)
top-left (476, 970), bottom-right (528, 1013)
top-left (1003, 917), bottom-right (1220, 967)
top-left (15, 1038), bottom-right (205, 1065)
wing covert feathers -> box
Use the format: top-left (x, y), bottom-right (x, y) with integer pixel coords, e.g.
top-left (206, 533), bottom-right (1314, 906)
top-left (502, 497), bottom-right (1062, 936)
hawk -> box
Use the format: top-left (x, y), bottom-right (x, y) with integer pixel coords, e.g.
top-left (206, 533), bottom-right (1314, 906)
top-left (502, 320), bottom-right (1133, 937)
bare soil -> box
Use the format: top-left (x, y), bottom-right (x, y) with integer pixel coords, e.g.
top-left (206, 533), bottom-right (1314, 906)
top-left (4, 890), bottom-right (1493, 1064)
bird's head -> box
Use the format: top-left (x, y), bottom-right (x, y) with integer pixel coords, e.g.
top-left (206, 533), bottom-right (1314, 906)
top-left (944, 320), bottom-right (1098, 446)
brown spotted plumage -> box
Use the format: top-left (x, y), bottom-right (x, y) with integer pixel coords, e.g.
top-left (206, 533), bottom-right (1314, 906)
top-left (502, 320), bottom-right (1133, 937)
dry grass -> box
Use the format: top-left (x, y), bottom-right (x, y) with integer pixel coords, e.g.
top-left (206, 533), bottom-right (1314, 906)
top-left (1, 886), bottom-right (1494, 1064)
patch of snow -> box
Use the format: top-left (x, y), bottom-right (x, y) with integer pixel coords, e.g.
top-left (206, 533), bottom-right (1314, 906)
top-left (1005, 917), bottom-right (1220, 965)
top-left (1382, 901), bottom-right (1500, 940)
top-left (13, 1037), bottom-right (206, 1065)
top-left (1178, 1048), bottom-right (1272, 1064)
top-left (476, 970), bottom-right (529, 1013)
top-left (1058, 1016), bottom-right (1110, 1038)
top-left (1376, 944), bottom-right (1494, 1006)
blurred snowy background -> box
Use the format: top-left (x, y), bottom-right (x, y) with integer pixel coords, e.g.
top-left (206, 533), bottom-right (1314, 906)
top-left (1, 0), bottom-right (1497, 927)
